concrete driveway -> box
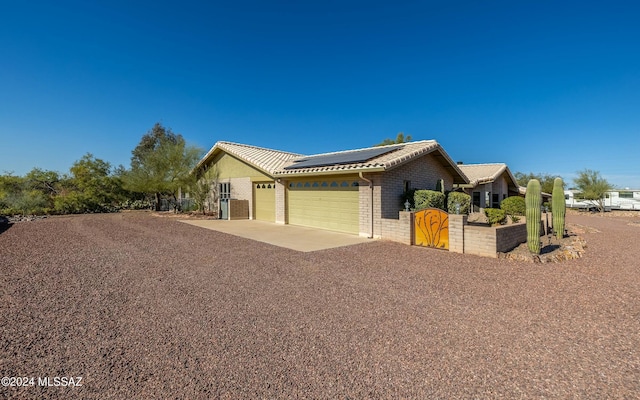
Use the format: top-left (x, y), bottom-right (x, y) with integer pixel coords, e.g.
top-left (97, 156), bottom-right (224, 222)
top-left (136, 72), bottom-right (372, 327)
top-left (179, 219), bottom-right (372, 252)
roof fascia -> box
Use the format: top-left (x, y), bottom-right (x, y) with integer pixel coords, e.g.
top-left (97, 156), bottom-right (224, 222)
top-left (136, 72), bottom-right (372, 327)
top-left (274, 166), bottom-right (385, 178)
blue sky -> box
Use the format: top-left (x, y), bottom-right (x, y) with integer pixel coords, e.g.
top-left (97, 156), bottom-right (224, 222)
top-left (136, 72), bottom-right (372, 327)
top-left (2, 0), bottom-right (639, 188)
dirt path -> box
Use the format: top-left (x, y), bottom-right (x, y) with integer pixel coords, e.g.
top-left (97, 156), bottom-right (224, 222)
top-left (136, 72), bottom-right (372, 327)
top-left (1, 211), bottom-right (639, 398)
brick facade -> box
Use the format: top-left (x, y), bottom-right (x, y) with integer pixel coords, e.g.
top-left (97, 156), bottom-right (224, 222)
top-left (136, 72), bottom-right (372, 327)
top-left (358, 153), bottom-right (454, 239)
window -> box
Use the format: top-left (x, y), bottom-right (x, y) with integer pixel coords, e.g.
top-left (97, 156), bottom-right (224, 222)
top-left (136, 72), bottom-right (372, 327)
top-left (620, 191), bottom-right (634, 199)
top-left (403, 180), bottom-right (411, 193)
top-left (472, 192), bottom-right (481, 209)
top-left (220, 182), bottom-right (231, 199)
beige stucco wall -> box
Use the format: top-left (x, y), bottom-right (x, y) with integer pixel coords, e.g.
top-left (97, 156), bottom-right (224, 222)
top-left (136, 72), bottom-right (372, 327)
top-left (210, 153), bottom-right (271, 181)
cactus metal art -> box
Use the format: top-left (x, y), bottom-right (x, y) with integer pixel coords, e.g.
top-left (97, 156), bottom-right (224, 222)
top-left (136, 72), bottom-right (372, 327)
top-left (552, 177), bottom-right (566, 239)
top-left (414, 208), bottom-right (449, 249)
top-left (526, 179), bottom-right (542, 254)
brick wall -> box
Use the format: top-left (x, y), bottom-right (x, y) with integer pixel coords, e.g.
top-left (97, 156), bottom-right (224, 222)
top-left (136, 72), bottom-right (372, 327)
top-left (449, 214), bottom-right (466, 253)
top-left (378, 154), bottom-right (454, 219)
top-left (379, 211), bottom-right (413, 244)
top-left (462, 222), bottom-right (528, 258)
top-left (358, 153), bottom-right (456, 239)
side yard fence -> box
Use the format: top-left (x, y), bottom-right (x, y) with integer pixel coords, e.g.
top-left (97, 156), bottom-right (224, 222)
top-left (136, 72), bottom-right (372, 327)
top-left (386, 210), bottom-right (536, 258)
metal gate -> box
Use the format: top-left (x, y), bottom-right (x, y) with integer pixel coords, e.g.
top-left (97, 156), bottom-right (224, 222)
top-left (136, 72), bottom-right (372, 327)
top-left (414, 208), bottom-right (449, 250)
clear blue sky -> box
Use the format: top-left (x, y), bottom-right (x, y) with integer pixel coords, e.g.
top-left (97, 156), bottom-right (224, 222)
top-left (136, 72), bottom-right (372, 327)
top-left (2, 0), bottom-right (639, 188)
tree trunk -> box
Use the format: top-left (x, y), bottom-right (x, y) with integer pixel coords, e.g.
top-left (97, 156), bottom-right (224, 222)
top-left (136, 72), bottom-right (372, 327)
top-left (155, 192), bottom-right (161, 211)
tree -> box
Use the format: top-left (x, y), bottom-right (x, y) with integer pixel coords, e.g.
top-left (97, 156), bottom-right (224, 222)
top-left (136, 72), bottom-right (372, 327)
top-left (189, 165), bottom-right (220, 215)
top-left (514, 172), bottom-right (558, 195)
top-left (124, 123), bottom-right (203, 211)
top-left (573, 169), bottom-right (613, 214)
top-left (54, 154), bottom-right (125, 214)
top-left (375, 132), bottom-right (412, 146)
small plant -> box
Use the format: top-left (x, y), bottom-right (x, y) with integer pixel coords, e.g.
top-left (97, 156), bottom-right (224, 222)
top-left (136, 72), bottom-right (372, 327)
top-left (526, 179), bottom-right (542, 254)
top-left (500, 196), bottom-right (525, 216)
top-left (447, 191), bottom-right (470, 214)
top-left (414, 190), bottom-right (445, 211)
top-left (552, 177), bottom-right (566, 239)
top-left (485, 208), bottom-right (506, 225)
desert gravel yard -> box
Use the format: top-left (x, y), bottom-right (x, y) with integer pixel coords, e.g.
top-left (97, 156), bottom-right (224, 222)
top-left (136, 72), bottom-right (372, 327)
top-left (1, 211), bottom-right (640, 398)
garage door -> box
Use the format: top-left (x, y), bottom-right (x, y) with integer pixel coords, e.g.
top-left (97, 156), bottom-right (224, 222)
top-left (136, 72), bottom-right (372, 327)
top-left (254, 182), bottom-right (275, 221)
top-left (287, 179), bottom-right (359, 234)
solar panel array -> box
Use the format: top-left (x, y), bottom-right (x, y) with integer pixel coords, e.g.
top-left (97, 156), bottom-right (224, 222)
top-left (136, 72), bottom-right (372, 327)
top-left (283, 145), bottom-right (404, 170)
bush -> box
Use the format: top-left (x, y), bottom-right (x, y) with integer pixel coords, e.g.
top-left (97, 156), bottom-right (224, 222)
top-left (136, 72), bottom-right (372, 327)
top-left (500, 196), bottom-right (526, 216)
top-left (414, 190), bottom-right (445, 211)
top-left (447, 192), bottom-right (470, 214)
top-left (485, 208), bottom-right (506, 225)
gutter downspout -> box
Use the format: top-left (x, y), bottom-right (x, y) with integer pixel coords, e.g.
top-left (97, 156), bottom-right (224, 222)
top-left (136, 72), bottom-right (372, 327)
top-left (359, 172), bottom-right (374, 239)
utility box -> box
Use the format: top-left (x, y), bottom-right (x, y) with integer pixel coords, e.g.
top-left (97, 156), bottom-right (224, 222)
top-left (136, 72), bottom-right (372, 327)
top-left (229, 199), bottom-right (249, 220)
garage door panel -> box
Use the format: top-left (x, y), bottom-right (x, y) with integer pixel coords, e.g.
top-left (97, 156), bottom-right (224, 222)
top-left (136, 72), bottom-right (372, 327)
top-left (254, 182), bottom-right (275, 222)
top-left (287, 181), bottom-right (359, 234)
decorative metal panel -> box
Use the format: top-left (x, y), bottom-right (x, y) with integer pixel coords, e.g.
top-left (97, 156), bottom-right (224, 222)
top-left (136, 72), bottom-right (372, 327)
top-left (414, 208), bottom-right (449, 250)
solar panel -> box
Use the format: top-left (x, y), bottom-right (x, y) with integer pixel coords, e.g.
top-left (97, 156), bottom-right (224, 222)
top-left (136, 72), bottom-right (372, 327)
top-left (284, 145), bottom-right (403, 170)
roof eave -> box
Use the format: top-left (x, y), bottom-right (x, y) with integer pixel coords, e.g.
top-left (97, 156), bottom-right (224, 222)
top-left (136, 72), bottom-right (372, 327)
top-left (274, 166), bottom-right (386, 178)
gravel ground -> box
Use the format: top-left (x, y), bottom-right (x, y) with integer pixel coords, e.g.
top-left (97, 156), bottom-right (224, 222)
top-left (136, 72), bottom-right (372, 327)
top-left (1, 211), bottom-right (639, 399)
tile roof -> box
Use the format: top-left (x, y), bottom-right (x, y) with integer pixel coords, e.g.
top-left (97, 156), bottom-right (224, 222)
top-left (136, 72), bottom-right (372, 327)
top-left (198, 140), bottom-right (468, 183)
top-left (198, 141), bottom-right (302, 175)
top-left (277, 140), bottom-right (440, 174)
top-left (457, 163), bottom-right (510, 186)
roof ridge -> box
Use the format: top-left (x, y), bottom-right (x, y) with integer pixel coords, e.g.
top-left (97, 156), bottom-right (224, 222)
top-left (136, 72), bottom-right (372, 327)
top-left (218, 141), bottom-right (303, 157)
top-left (458, 162), bottom-right (506, 167)
top-left (300, 139), bottom-right (436, 159)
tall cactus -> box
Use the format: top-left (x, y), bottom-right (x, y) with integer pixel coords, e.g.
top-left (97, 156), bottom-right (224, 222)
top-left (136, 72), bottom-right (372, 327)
top-left (526, 179), bottom-right (542, 254)
top-left (552, 177), bottom-right (566, 239)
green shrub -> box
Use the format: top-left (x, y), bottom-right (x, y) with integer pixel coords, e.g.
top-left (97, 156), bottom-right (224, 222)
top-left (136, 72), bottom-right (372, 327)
top-left (447, 192), bottom-right (470, 214)
top-left (500, 196), bottom-right (526, 216)
top-left (485, 208), bottom-right (506, 225)
top-left (414, 190), bottom-right (445, 211)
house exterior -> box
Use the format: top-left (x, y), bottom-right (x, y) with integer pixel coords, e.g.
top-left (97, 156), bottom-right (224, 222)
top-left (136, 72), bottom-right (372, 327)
top-left (196, 140), bottom-right (468, 240)
top-left (454, 163), bottom-right (520, 212)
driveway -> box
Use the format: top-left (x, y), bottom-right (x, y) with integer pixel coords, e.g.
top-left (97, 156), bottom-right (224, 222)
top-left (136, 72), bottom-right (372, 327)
top-left (179, 219), bottom-right (371, 252)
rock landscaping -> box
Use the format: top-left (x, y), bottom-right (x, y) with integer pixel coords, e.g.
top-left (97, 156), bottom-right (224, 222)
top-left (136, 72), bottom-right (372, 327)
top-left (1, 211), bottom-right (639, 398)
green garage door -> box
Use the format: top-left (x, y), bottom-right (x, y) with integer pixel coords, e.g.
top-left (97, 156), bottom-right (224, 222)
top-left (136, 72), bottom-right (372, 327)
top-left (287, 179), bottom-right (359, 234)
top-left (254, 182), bottom-right (275, 222)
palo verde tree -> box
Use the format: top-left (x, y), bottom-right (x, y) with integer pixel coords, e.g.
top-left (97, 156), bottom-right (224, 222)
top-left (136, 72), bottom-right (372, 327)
top-left (375, 132), bottom-right (412, 147)
top-left (573, 169), bottom-right (613, 214)
top-left (189, 165), bottom-right (220, 215)
top-left (53, 154), bottom-right (125, 214)
top-left (514, 172), bottom-right (558, 195)
top-left (124, 123), bottom-right (203, 211)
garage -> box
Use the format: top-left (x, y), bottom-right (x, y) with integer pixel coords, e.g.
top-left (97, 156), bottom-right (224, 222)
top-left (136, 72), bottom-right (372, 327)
top-left (253, 182), bottom-right (275, 221)
top-left (287, 179), bottom-right (359, 234)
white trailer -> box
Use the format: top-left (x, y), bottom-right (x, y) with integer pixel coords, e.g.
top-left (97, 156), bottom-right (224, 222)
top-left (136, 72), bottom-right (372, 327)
top-left (565, 189), bottom-right (640, 211)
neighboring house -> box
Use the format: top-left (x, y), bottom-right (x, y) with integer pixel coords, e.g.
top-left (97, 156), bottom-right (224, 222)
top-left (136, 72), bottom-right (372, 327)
top-left (454, 163), bottom-right (520, 212)
top-left (196, 140), bottom-right (468, 239)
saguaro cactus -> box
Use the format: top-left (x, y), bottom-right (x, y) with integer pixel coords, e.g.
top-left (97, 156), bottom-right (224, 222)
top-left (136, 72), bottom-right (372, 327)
top-left (526, 179), bottom-right (542, 254)
top-left (552, 177), bottom-right (566, 239)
